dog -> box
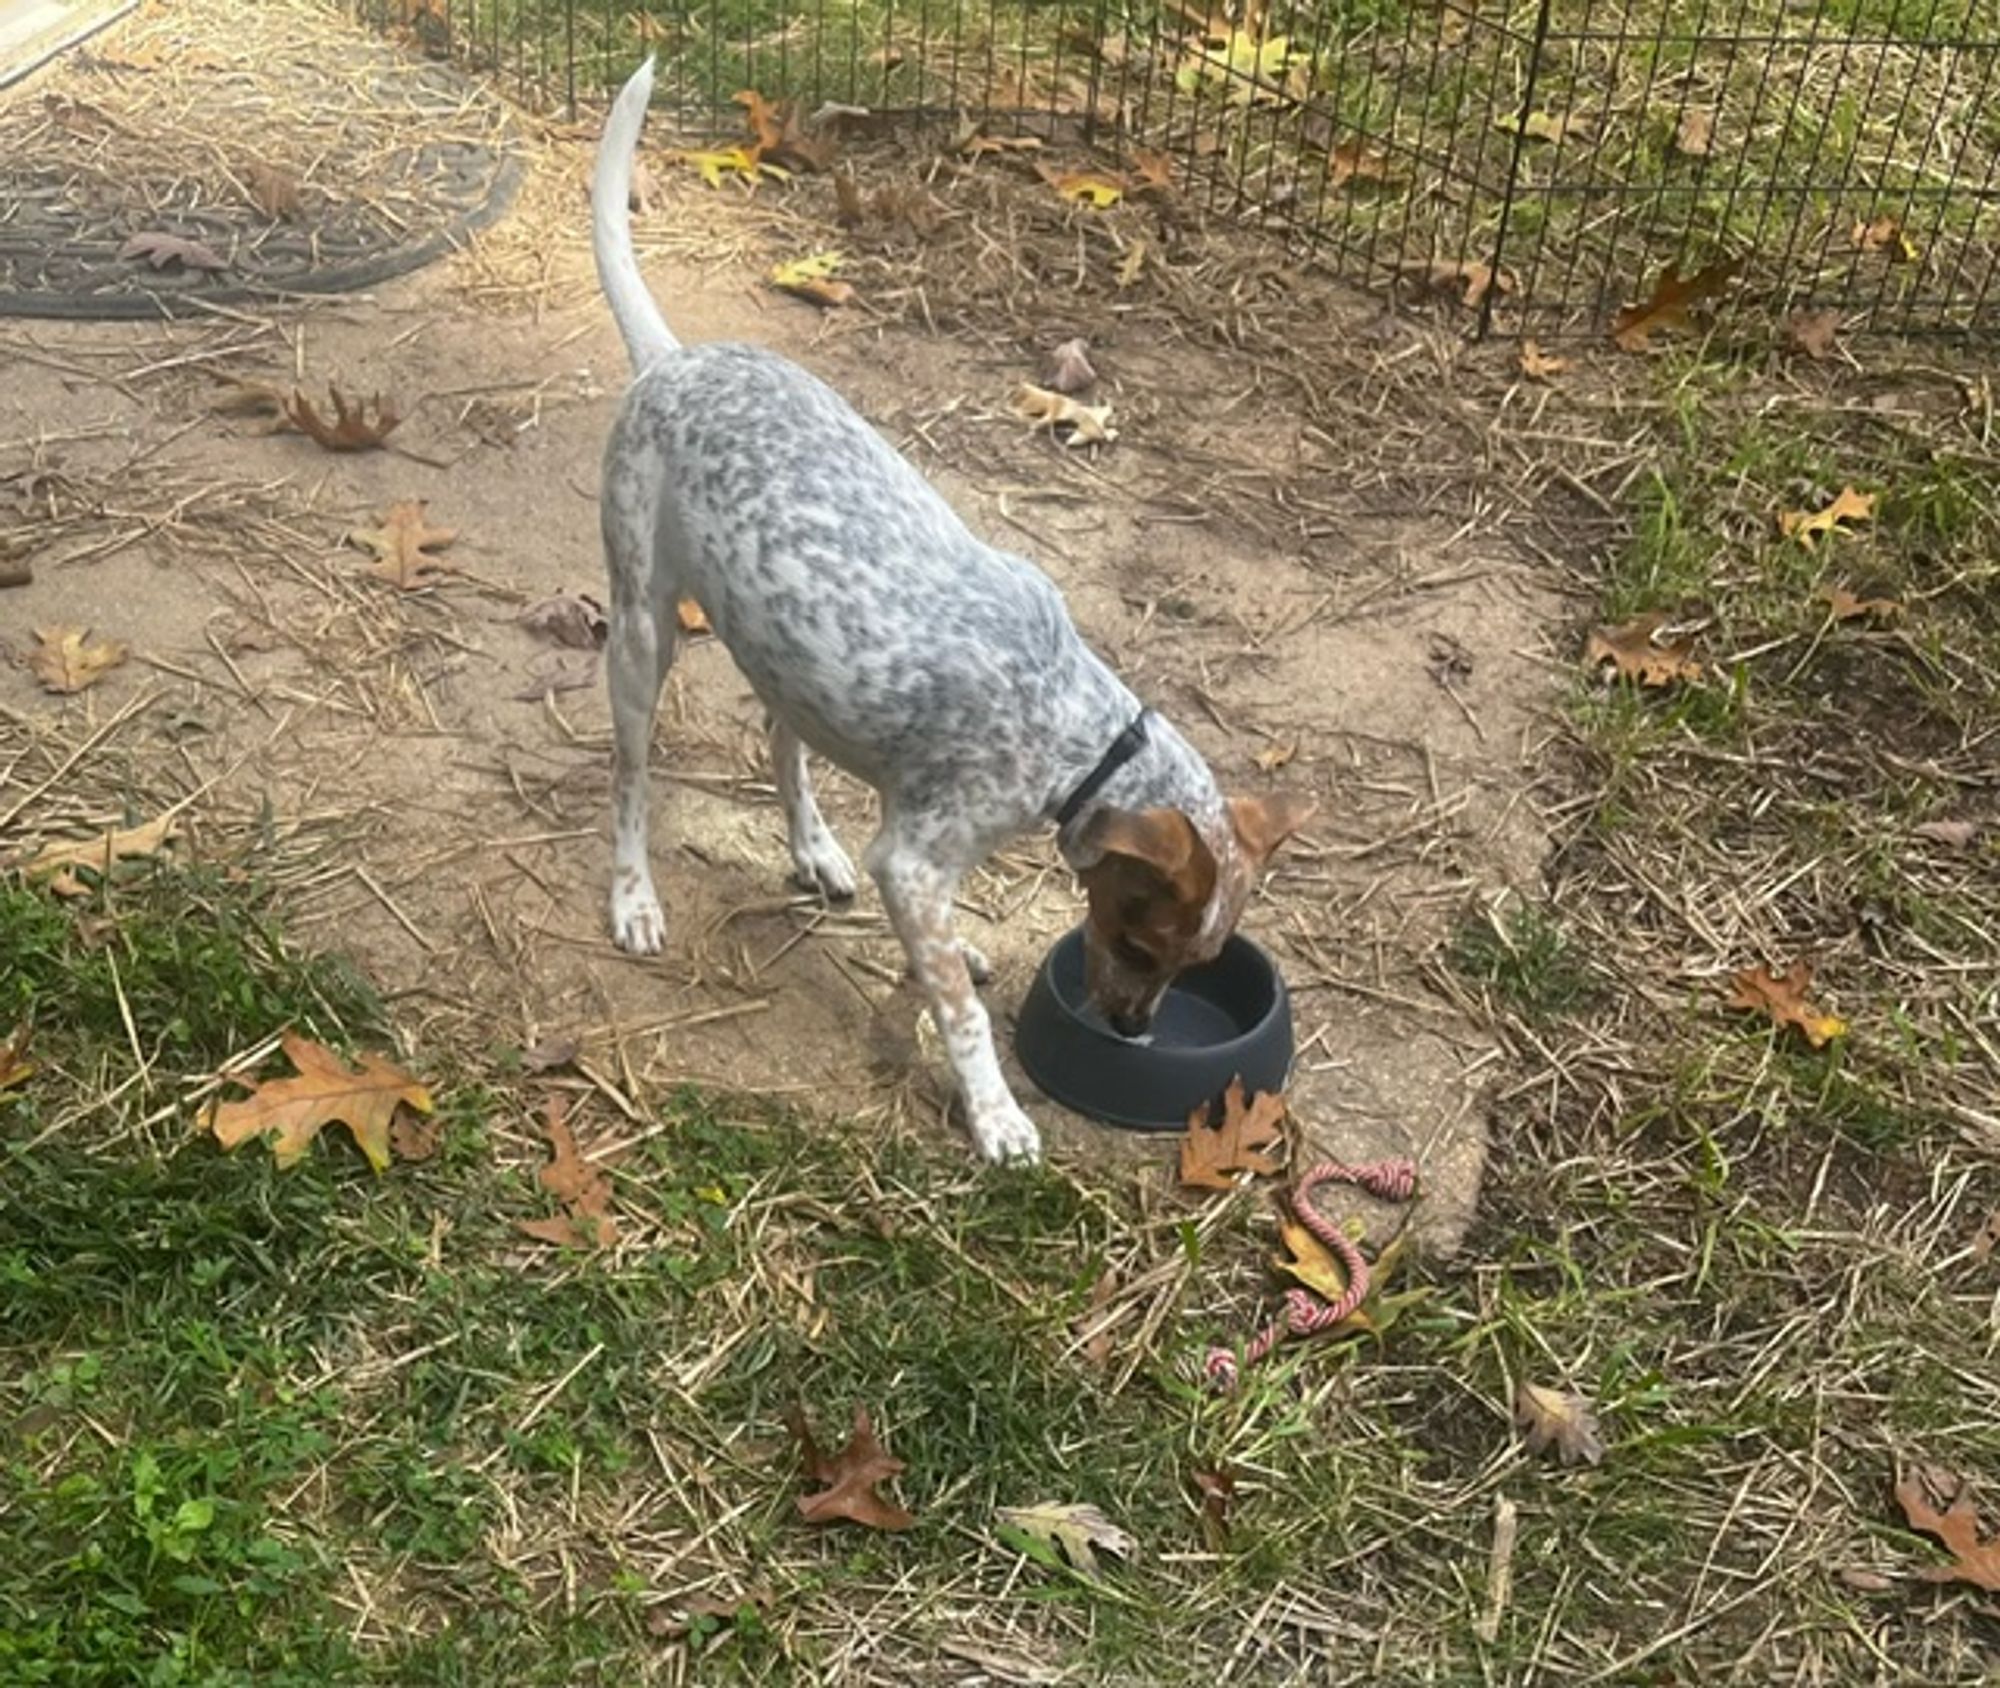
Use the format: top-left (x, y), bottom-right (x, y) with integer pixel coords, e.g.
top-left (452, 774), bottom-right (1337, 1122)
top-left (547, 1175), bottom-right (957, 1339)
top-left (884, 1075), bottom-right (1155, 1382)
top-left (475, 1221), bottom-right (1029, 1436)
top-left (590, 60), bottom-right (1312, 1163)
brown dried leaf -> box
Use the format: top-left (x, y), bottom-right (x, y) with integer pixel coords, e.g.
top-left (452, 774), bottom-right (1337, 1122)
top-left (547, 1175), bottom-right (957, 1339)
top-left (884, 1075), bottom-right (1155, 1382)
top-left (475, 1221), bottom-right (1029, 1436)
top-left (245, 162), bottom-right (301, 220)
top-left (23, 814), bottom-right (180, 897)
top-left (1611, 258), bottom-right (1739, 351)
top-left (1514, 1380), bottom-right (1605, 1466)
top-left (1410, 259), bottom-right (1515, 310)
top-left (283, 385), bottom-right (401, 452)
top-left (735, 88), bottom-right (836, 171)
top-left (119, 230), bottom-right (228, 272)
top-left (1913, 818), bottom-right (1980, 849)
top-left (518, 591), bottom-right (607, 650)
top-left (509, 649), bottom-right (600, 701)
top-left (1969, 1207), bottom-right (2000, 1262)
top-left (1896, 1467), bottom-right (2000, 1592)
top-left (1326, 138), bottom-right (1392, 189)
top-left (676, 599), bottom-right (713, 636)
top-left (29, 625), bottom-right (129, 694)
top-left (514, 1096), bottom-right (619, 1246)
top-left (1674, 108), bottom-right (1714, 157)
top-left (959, 130), bottom-right (1044, 158)
top-left (1129, 148), bottom-right (1175, 193)
top-left (833, 167), bottom-right (864, 226)
top-left (1852, 216), bottom-right (1920, 263)
top-left (1584, 612), bottom-right (1702, 687)
top-left (1780, 486), bottom-right (1875, 546)
top-left (1518, 339), bottom-right (1568, 380)
top-left (0, 1025), bottom-right (33, 1094)
top-left (1192, 1464), bottom-right (1236, 1550)
top-left (770, 251), bottom-right (856, 308)
top-left (1725, 960), bottom-right (1847, 1048)
top-left (204, 1031), bottom-right (433, 1172)
top-left (1044, 337), bottom-right (1098, 395)
top-left (787, 1405), bottom-right (916, 1530)
top-left (389, 1110), bottom-right (442, 1163)
top-left (1013, 382), bottom-right (1116, 446)
top-left (1179, 1078), bottom-right (1285, 1191)
top-left (348, 500), bottom-right (459, 589)
top-left (1820, 584), bottom-right (1902, 623)
top-left (1786, 307), bottom-right (1843, 360)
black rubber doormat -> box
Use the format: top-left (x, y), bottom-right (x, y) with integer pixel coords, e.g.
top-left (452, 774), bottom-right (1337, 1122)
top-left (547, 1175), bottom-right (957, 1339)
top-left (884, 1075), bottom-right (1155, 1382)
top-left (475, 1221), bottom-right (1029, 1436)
top-left (0, 0), bottom-right (522, 319)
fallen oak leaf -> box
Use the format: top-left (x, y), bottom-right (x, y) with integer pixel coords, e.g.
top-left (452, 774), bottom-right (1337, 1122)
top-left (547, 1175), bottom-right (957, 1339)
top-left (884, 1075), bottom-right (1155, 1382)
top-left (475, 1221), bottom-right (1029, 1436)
top-left (1584, 612), bottom-right (1702, 687)
top-left (1192, 1464), bottom-right (1236, 1550)
top-left (348, 500), bottom-right (459, 589)
top-left (786, 1404), bottom-right (915, 1530)
top-left (1272, 1216), bottom-right (1418, 1338)
top-left (515, 1096), bottom-right (619, 1246)
top-left (1612, 257), bottom-right (1739, 351)
top-left (734, 89), bottom-right (835, 171)
top-left (1179, 1078), bottom-right (1285, 1191)
top-left (21, 814), bottom-right (180, 897)
top-left (518, 591), bottom-right (607, 650)
top-left (1786, 306), bottom-right (1843, 360)
top-left (1780, 486), bottom-right (1875, 546)
top-left (1326, 138), bottom-right (1392, 188)
top-left (1853, 216), bottom-right (1920, 263)
top-left (995, 1501), bottom-right (1136, 1577)
top-left (119, 230), bottom-right (228, 272)
top-left (1896, 1466), bottom-right (2000, 1593)
top-left (1252, 739), bottom-right (1296, 773)
top-left (29, 625), bottom-right (129, 694)
top-left (1404, 258), bottom-right (1515, 310)
top-left (204, 1031), bottom-right (433, 1172)
top-left (1913, 818), bottom-right (1980, 849)
top-left (1820, 584), bottom-right (1902, 623)
top-left (676, 598), bottom-right (712, 635)
top-left (283, 385), bottom-right (401, 452)
top-left (1013, 382), bottom-right (1116, 446)
top-left (1725, 960), bottom-right (1846, 1048)
top-left (1514, 1380), bottom-right (1605, 1466)
top-left (244, 161), bottom-right (301, 220)
top-left (770, 250), bottom-right (855, 308)
top-left (1129, 148), bottom-right (1175, 192)
top-left (1673, 108), bottom-right (1715, 156)
top-left (1518, 339), bottom-right (1568, 380)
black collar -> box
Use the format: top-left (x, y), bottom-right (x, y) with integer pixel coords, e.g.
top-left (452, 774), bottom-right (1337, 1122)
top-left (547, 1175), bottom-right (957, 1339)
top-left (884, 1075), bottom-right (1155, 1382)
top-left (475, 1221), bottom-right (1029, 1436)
top-left (1054, 709), bottom-right (1153, 829)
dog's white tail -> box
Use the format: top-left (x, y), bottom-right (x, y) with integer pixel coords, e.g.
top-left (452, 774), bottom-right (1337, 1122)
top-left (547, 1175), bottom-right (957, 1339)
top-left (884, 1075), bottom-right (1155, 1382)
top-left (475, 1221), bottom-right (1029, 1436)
top-left (592, 59), bottom-right (677, 371)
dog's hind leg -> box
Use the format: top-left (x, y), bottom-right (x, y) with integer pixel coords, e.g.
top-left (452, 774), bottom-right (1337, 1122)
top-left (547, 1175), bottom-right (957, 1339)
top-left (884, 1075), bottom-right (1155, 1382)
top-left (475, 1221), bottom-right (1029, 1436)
top-left (771, 721), bottom-right (857, 900)
top-left (603, 477), bottom-right (675, 955)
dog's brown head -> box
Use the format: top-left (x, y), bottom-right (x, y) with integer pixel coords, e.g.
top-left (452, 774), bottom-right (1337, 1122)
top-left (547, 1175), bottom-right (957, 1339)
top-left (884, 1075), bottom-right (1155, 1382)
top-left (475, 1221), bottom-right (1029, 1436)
top-left (1072, 794), bottom-right (1313, 1036)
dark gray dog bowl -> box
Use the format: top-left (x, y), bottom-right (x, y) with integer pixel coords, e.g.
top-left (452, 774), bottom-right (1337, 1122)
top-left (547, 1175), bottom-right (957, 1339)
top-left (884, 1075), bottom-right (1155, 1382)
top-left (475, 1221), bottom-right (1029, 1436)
top-left (1014, 927), bottom-right (1293, 1132)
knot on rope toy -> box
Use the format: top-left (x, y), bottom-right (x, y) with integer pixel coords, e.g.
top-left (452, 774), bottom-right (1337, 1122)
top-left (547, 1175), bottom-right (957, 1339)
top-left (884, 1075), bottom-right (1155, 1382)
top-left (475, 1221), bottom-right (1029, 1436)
top-left (1203, 1156), bottom-right (1419, 1392)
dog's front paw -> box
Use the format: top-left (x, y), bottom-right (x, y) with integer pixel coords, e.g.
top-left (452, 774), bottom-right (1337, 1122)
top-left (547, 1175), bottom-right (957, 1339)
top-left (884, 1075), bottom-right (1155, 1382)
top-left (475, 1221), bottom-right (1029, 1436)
top-left (610, 879), bottom-right (667, 955)
top-left (970, 1102), bottom-right (1042, 1166)
top-left (791, 832), bottom-right (858, 902)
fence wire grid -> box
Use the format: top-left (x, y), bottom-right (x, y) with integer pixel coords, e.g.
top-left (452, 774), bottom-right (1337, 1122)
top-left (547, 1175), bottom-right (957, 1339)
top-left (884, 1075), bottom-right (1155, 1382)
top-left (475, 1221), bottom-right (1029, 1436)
top-left (371, 0), bottom-right (2000, 335)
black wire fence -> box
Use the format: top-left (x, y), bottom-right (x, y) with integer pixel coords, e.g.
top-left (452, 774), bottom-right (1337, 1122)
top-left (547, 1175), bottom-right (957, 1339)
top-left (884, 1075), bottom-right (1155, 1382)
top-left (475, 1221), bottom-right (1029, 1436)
top-left (369, 0), bottom-right (2000, 334)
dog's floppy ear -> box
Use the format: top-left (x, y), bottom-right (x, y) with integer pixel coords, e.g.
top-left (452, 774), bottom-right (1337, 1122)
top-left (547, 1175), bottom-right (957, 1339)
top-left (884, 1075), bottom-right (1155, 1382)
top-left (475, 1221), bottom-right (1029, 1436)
top-left (1071, 807), bottom-right (1217, 911)
top-left (1228, 792), bottom-right (1316, 862)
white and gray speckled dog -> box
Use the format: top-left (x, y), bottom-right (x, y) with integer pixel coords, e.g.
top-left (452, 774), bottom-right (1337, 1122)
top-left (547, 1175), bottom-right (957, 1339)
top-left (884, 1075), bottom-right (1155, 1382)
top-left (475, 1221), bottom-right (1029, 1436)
top-left (591, 60), bottom-right (1311, 1163)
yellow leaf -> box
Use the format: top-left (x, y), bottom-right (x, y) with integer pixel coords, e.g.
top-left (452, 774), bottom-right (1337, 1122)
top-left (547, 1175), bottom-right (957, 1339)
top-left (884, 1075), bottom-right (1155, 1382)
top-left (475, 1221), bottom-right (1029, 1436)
top-left (204, 1032), bottom-right (433, 1172)
top-left (676, 146), bottom-right (786, 189)
top-left (770, 250), bottom-right (856, 307)
top-left (29, 626), bottom-right (129, 694)
top-left (1779, 486), bottom-right (1875, 547)
top-left (1852, 216), bottom-right (1920, 263)
top-left (1037, 164), bottom-right (1124, 208)
top-left (1725, 961), bottom-right (1847, 1048)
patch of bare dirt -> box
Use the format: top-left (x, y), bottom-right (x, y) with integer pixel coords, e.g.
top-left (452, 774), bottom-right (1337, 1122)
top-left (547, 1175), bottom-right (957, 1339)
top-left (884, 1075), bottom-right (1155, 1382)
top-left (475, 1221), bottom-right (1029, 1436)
top-left (0, 41), bottom-right (1575, 1251)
